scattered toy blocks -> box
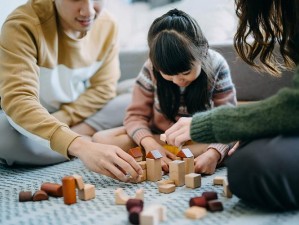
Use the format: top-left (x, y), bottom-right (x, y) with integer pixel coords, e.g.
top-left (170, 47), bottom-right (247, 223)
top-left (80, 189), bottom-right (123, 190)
top-left (185, 173), bottom-right (201, 189)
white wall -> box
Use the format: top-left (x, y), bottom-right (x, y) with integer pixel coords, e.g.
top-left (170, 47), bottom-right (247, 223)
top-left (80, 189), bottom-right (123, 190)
top-left (0, 0), bottom-right (27, 28)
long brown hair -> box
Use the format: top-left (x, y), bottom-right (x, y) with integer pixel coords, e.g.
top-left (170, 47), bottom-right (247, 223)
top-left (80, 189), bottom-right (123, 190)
top-left (234, 0), bottom-right (299, 76)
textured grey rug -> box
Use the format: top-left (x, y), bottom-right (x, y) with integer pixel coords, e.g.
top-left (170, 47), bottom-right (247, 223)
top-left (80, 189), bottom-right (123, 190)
top-left (0, 159), bottom-right (298, 225)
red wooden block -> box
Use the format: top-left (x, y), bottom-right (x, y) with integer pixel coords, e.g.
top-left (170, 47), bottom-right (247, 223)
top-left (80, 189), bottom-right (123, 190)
top-left (189, 196), bottom-right (207, 208)
top-left (146, 150), bottom-right (163, 159)
top-left (207, 200), bottom-right (223, 212)
top-left (202, 191), bottom-right (218, 201)
top-left (129, 147), bottom-right (143, 158)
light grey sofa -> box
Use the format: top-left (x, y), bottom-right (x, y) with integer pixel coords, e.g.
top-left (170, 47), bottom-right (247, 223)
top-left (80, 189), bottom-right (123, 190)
top-left (119, 42), bottom-right (294, 102)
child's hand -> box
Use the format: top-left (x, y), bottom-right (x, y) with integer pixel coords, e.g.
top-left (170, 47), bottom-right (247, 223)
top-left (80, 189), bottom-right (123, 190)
top-left (194, 148), bottom-right (220, 175)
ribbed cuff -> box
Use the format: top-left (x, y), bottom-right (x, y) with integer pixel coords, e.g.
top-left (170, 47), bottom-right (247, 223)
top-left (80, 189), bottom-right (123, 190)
top-left (131, 127), bottom-right (153, 146)
top-left (191, 111), bottom-right (216, 143)
top-left (50, 125), bottom-right (81, 159)
top-left (207, 143), bottom-right (229, 164)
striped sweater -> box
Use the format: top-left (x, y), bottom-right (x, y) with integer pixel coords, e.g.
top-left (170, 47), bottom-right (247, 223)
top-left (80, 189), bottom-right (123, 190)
top-left (124, 49), bottom-right (237, 162)
top-left (0, 0), bottom-right (120, 158)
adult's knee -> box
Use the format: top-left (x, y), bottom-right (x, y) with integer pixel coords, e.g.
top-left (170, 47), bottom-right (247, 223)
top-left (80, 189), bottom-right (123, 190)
top-left (227, 137), bottom-right (299, 210)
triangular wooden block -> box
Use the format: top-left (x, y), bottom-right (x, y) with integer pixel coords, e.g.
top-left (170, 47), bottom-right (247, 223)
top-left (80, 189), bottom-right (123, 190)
top-left (177, 148), bottom-right (194, 158)
top-left (146, 150), bottom-right (163, 159)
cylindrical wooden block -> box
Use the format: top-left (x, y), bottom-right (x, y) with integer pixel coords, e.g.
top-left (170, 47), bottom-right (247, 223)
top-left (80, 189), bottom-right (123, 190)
top-left (19, 191), bottom-right (32, 202)
top-left (32, 190), bottom-right (49, 201)
top-left (62, 176), bottom-right (76, 205)
top-left (41, 182), bottom-right (63, 197)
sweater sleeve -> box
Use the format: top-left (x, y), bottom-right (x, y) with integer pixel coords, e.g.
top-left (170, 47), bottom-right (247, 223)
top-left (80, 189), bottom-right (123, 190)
top-left (52, 18), bottom-right (120, 126)
top-left (123, 60), bottom-right (155, 145)
top-left (205, 51), bottom-right (236, 162)
top-left (190, 66), bottom-right (299, 143)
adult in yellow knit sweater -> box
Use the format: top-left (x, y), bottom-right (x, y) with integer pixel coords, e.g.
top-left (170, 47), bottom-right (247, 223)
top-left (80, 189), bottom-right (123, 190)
top-left (0, 0), bottom-right (142, 182)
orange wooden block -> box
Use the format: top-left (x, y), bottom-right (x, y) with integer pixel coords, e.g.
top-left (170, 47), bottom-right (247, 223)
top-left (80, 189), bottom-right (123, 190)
top-left (19, 191), bottom-right (32, 202)
top-left (41, 182), bottom-right (63, 197)
top-left (128, 147), bottom-right (143, 162)
top-left (32, 190), bottom-right (49, 201)
top-left (62, 176), bottom-right (77, 205)
top-left (146, 150), bottom-right (163, 159)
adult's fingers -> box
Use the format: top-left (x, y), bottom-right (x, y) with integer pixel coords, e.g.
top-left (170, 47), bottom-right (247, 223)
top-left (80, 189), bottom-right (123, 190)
top-left (116, 150), bottom-right (143, 180)
top-left (165, 150), bottom-right (177, 160)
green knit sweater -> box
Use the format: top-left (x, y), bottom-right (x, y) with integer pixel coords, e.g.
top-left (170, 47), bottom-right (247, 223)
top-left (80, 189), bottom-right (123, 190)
top-left (191, 66), bottom-right (299, 143)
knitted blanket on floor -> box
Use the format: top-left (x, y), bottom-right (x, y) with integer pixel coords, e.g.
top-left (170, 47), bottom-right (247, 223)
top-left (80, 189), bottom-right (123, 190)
top-left (0, 159), bottom-right (298, 225)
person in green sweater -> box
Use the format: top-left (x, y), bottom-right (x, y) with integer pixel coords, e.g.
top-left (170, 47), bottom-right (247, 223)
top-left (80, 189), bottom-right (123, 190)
top-left (164, 0), bottom-right (299, 210)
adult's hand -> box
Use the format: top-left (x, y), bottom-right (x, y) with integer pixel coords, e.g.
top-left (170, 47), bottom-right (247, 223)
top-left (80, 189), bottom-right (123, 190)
top-left (68, 137), bottom-right (143, 182)
top-left (164, 117), bottom-right (192, 147)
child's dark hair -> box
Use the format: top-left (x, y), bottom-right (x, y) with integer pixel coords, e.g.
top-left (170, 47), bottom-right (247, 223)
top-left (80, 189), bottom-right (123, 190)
top-left (148, 9), bottom-right (212, 122)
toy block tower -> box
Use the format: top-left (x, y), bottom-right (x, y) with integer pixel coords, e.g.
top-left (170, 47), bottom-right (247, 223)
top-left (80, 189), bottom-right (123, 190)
top-left (128, 146), bottom-right (143, 162)
top-left (176, 148), bottom-right (195, 174)
top-left (146, 150), bottom-right (163, 182)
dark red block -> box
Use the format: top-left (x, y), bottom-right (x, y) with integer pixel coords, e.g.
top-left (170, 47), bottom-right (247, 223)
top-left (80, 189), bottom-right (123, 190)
top-left (19, 191), bottom-right (32, 202)
top-left (126, 198), bottom-right (144, 212)
top-left (129, 206), bottom-right (143, 225)
top-left (208, 200), bottom-right (223, 212)
top-left (202, 191), bottom-right (218, 201)
top-left (189, 196), bottom-right (207, 208)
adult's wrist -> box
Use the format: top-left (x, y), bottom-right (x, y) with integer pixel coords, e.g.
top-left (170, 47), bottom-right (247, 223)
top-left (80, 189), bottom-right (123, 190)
top-left (68, 137), bottom-right (88, 158)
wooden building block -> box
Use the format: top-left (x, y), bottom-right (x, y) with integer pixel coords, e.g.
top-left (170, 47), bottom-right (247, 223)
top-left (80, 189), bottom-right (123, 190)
top-left (158, 184), bottom-right (176, 194)
top-left (128, 146), bottom-right (143, 162)
top-left (135, 189), bottom-right (144, 200)
top-left (177, 148), bottom-right (194, 158)
top-left (140, 204), bottom-right (166, 225)
top-left (202, 191), bottom-right (218, 201)
top-left (62, 176), bottom-right (77, 205)
top-left (32, 190), bottom-right (49, 201)
top-left (189, 196), bottom-right (207, 208)
top-left (184, 157), bottom-right (195, 174)
top-left (41, 182), bottom-right (63, 197)
top-left (146, 150), bottom-right (163, 159)
top-left (72, 174), bottom-right (85, 190)
top-left (115, 188), bottom-right (129, 205)
top-left (185, 206), bottom-right (207, 220)
top-left (223, 179), bottom-right (233, 198)
top-left (157, 179), bottom-right (175, 186)
top-left (138, 161), bottom-right (147, 169)
top-left (126, 199), bottom-right (144, 212)
top-left (207, 200), bottom-right (223, 212)
top-left (160, 133), bottom-right (166, 142)
top-left (163, 144), bottom-right (180, 155)
top-left (213, 176), bottom-right (226, 185)
top-left (185, 173), bottom-right (201, 189)
top-left (146, 158), bottom-right (162, 182)
top-left (169, 160), bottom-right (185, 186)
top-left (129, 206), bottom-right (143, 225)
top-left (78, 184), bottom-right (95, 201)
top-left (19, 191), bottom-right (32, 202)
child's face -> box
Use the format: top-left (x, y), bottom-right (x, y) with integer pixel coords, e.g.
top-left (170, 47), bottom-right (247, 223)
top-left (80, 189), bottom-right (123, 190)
top-left (160, 62), bottom-right (202, 87)
top-left (54, 0), bottom-right (104, 38)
